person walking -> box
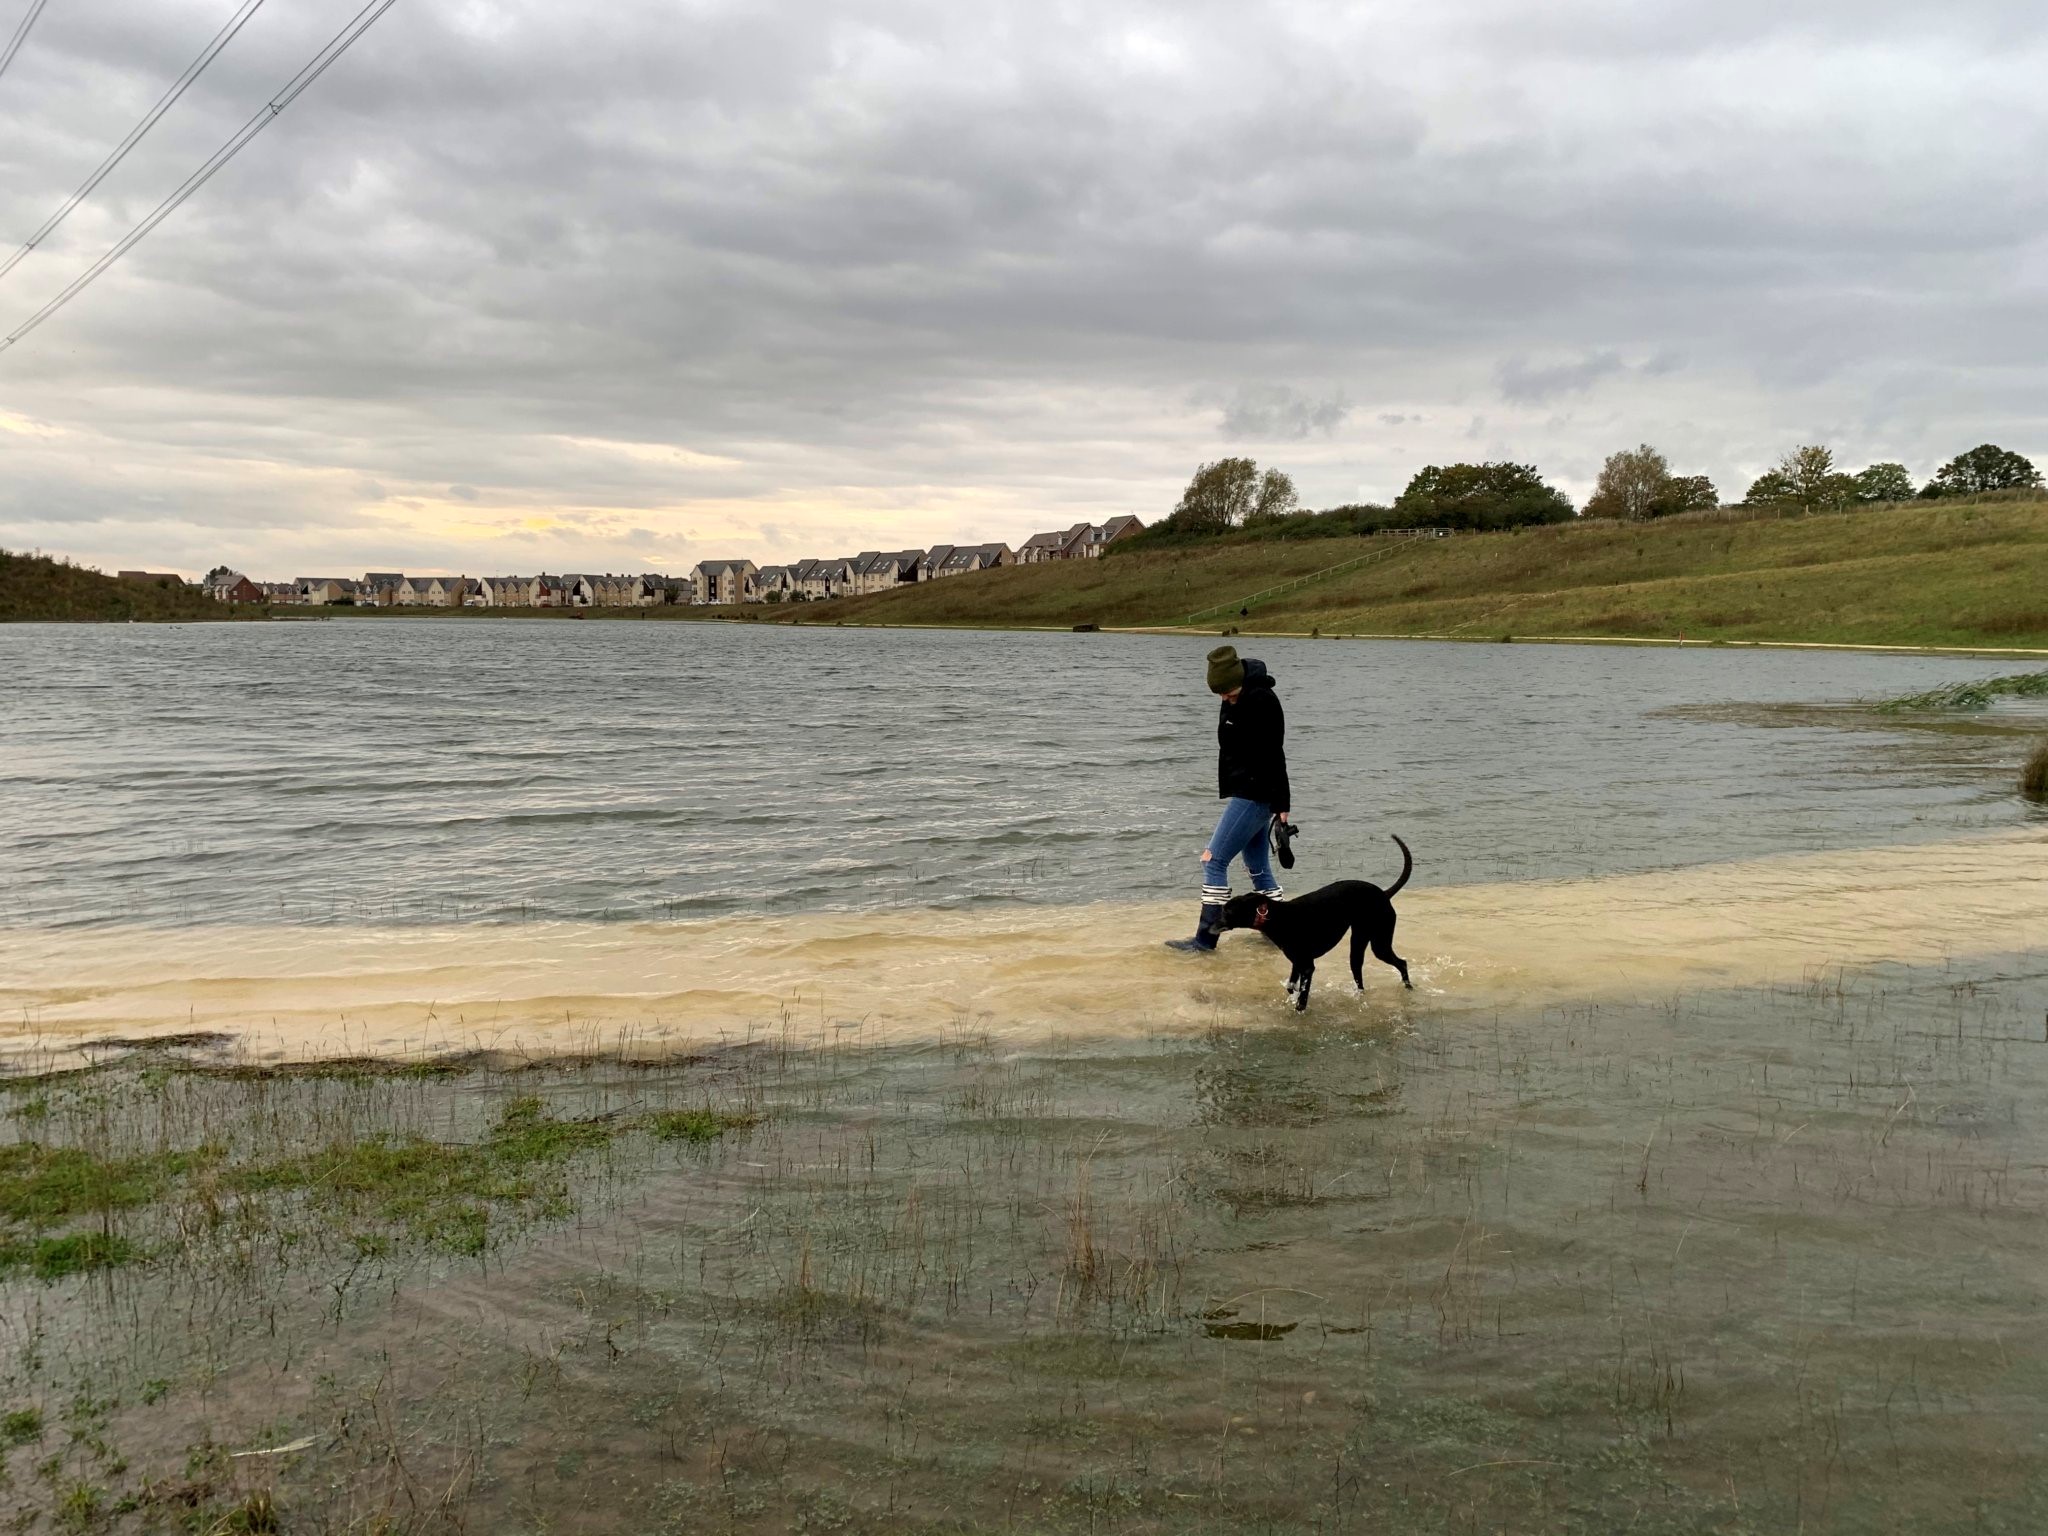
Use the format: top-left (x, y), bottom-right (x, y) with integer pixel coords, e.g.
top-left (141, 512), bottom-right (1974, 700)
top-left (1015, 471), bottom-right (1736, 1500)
top-left (1165, 644), bottom-right (1289, 953)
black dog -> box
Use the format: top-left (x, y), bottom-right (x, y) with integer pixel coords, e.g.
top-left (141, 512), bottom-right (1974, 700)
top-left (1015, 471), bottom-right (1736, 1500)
top-left (1219, 836), bottom-right (1412, 1011)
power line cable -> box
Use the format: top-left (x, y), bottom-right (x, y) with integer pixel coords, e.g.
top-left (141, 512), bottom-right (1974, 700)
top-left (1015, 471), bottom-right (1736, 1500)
top-left (0, 0), bottom-right (52, 86)
top-left (1, 0), bottom-right (270, 285)
top-left (1, 0), bottom-right (397, 356)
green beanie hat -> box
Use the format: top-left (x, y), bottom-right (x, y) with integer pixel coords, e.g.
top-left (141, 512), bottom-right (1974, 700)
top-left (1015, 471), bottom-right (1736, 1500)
top-left (1206, 644), bottom-right (1246, 694)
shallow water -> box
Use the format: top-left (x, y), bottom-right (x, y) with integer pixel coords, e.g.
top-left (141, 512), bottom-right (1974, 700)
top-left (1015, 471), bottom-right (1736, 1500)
top-left (10, 949), bottom-right (2048, 1532)
top-left (1, 623), bottom-right (2038, 931)
top-left (6, 831), bottom-right (2045, 1065)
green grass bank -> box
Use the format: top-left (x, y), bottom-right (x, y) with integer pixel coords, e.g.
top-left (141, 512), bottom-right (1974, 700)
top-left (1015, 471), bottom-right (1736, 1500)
top-left (828, 498), bottom-right (2048, 649)
top-left (1, 552), bottom-right (232, 624)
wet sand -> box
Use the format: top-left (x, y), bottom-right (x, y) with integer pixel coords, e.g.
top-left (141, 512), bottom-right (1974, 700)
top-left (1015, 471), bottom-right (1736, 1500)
top-left (7, 829), bottom-right (2043, 1066)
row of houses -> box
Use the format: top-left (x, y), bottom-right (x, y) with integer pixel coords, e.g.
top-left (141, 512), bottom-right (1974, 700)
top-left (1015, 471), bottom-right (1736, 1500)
top-left (698, 541), bottom-right (1023, 604)
top-left (171, 570), bottom-right (682, 607)
top-left (1016, 515), bottom-right (1144, 563)
top-left (178, 517), bottom-right (1147, 609)
top-left (694, 518), bottom-right (1143, 604)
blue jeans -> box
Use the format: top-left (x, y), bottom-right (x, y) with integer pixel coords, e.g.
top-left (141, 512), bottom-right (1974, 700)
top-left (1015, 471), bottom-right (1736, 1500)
top-left (1201, 797), bottom-right (1280, 906)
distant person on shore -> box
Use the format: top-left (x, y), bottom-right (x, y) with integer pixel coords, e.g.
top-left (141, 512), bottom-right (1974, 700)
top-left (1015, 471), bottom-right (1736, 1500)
top-left (1165, 645), bottom-right (1289, 953)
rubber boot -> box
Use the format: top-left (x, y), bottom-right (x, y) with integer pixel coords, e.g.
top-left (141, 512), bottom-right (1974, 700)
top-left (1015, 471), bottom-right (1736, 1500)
top-left (1164, 903), bottom-right (1224, 954)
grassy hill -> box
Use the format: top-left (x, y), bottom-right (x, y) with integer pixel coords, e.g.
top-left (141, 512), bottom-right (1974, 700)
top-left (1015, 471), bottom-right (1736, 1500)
top-left (0, 551), bottom-right (229, 623)
top-left (823, 498), bottom-right (2048, 650)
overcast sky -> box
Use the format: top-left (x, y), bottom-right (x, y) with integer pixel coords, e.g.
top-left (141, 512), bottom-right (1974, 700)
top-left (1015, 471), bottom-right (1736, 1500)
top-left (2, 0), bottom-right (2044, 577)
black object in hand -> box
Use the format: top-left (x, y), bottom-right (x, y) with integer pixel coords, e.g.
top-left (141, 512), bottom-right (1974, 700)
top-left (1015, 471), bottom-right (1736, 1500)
top-left (1271, 818), bottom-right (1301, 869)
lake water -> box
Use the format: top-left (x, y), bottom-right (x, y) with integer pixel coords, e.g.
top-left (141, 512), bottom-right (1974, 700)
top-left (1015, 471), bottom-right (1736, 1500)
top-left (7, 621), bottom-right (2048, 1530)
top-left (1, 621), bottom-right (2037, 931)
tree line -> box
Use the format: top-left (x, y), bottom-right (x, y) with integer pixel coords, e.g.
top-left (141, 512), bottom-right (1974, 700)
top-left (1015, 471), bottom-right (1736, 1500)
top-left (1125, 440), bottom-right (2042, 551)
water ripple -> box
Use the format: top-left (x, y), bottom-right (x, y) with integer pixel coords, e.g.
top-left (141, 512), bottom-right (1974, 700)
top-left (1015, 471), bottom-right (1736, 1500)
top-left (0, 621), bottom-right (2035, 929)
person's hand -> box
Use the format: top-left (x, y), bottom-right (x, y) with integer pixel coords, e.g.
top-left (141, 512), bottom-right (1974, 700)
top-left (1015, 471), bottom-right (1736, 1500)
top-left (1276, 812), bottom-right (1289, 824)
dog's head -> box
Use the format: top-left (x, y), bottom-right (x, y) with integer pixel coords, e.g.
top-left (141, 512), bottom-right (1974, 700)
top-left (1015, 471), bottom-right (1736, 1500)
top-left (1219, 891), bottom-right (1281, 933)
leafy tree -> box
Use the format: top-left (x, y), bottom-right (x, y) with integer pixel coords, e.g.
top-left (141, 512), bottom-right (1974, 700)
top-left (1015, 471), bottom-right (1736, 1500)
top-left (1171, 458), bottom-right (1297, 531)
top-left (1783, 445), bottom-right (1842, 507)
top-left (1743, 469), bottom-right (1795, 506)
top-left (1656, 475), bottom-right (1720, 516)
top-left (1747, 447), bottom-right (1855, 513)
top-left (1393, 462), bottom-right (1575, 530)
top-left (1582, 444), bottom-right (1670, 521)
top-left (1245, 468), bottom-right (1300, 524)
top-left (202, 565), bottom-right (234, 585)
top-left (1922, 443), bottom-right (2042, 498)
top-left (1171, 458), bottom-right (1257, 531)
top-left (1584, 445), bottom-right (1720, 520)
top-left (1854, 462), bottom-right (1916, 503)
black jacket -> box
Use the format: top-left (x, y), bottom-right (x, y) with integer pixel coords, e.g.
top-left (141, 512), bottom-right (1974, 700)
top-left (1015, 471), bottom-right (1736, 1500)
top-left (1217, 659), bottom-right (1289, 812)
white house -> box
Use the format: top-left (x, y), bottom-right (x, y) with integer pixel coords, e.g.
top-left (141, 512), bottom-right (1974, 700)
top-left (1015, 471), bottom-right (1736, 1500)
top-left (694, 559), bottom-right (759, 605)
top-left (847, 550), bottom-right (923, 593)
top-left (638, 574), bottom-right (689, 605)
top-left (478, 576), bottom-right (537, 607)
top-left (794, 558), bottom-right (852, 601)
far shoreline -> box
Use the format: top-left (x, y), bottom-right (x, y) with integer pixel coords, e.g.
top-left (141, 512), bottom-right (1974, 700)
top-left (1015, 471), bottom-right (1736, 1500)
top-left (81, 604), bottom-right (2048, 661)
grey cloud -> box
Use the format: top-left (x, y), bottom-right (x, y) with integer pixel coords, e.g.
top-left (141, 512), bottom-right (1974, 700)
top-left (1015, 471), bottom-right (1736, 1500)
top-left (1496, 352), bottom-right (1627, 406)
top-left (1219, 385), bottom-right (1351, 439)
top-left (0, 0), bottom-right (2044, 567)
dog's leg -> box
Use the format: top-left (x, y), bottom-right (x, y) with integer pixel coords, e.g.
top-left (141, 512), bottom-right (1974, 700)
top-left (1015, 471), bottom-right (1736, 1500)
top-left (1372, 915), bottom-right (1411, 989)
top-left (1349, 925), bottom-right (1368, 991)
top-left (1295, 959), bottom-right (1314, 1012)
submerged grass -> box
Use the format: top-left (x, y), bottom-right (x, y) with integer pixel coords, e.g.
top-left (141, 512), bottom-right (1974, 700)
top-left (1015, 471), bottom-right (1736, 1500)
top-left (0, 1232), bottom-right (137, 1279)
top-left (1876, 667), bottom-right (2048, 711)
top-left (647, 1107), bottom-right (760, 1142)
top-left (0, 1080), bottom-right (759, 1274)
top-left (5, 958), bottom-right (2048, 1532)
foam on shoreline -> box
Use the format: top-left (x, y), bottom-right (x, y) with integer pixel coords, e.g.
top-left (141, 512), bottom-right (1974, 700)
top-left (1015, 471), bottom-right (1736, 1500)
top-left (4, 830), bottom-right (2044, 1067)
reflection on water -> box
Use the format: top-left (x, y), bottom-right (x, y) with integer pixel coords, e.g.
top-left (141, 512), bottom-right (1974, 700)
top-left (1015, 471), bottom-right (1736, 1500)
top-left (0, 621), bottom-right (2040, 929)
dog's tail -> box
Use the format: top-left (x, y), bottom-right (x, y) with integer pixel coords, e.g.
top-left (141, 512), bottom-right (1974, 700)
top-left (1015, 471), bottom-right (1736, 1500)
top-left (1384, 834), bottom-right (1412, 898)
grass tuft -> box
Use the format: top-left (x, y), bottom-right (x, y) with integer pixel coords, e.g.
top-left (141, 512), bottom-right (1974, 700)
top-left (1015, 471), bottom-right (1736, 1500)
top-left (215, 1490), bottom-right (281, 1533)
top-left (0, 1232), bottom-right (140, 1280)
top-left (218, 1096), bottom-right (680, 1254)
top-left (0, 1143), bottom-right (208, 1225)
top-left (646, 1108), bottom-right (759, 1144)
top-left (1876, 669), bottom-right (2048, 712)
top-left (2024, 739), bottom-right (2048, 799)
